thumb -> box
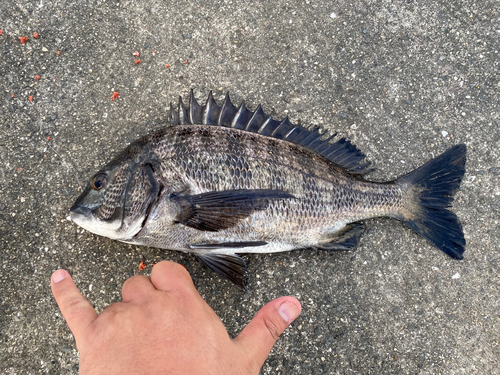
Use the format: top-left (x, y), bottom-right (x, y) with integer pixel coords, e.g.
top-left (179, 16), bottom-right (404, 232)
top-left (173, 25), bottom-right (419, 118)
top-left (234, 296), bottom-right (301, 372)
top-left (50, 269), bottom-right (98, 344)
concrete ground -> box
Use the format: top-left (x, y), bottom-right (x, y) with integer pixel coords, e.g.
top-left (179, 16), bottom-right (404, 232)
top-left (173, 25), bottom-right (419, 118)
top-left (1, 0), bottom-right (499, 374)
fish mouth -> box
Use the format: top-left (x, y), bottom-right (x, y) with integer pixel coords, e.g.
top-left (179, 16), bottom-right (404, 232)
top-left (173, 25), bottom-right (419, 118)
top-left (69, 204), bottom-right (92, 222)
top-left (69, 203), bottom-right (125, 240)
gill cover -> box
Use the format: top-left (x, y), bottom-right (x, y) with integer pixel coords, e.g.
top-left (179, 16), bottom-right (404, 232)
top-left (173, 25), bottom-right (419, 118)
top-left (120, 163), bottom-right (161, 238)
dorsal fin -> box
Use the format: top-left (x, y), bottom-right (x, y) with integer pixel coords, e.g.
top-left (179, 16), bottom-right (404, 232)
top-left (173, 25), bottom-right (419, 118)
top-left (169, 91), bottom-right (372, 175)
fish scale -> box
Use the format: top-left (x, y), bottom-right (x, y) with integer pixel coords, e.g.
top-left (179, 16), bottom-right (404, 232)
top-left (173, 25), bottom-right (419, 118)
top-left (70, 91), bottom-right (466, 289)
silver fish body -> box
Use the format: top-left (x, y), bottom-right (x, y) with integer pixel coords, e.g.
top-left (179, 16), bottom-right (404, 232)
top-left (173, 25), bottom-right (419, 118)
top-left (71, 91), bottom-right (466, 288)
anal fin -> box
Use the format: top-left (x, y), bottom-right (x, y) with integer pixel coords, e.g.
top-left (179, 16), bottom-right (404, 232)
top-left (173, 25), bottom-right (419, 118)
top-left (195, 253), bottom-right (248, 290)
top-left (315, 223), bottom-right (365, 251)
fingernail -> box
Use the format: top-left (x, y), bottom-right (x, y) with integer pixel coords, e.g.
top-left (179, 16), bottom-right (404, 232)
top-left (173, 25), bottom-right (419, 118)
top-left (52, 269), bottom-right (68, 283)
top-left (278, 301), bottom-right (300, 323)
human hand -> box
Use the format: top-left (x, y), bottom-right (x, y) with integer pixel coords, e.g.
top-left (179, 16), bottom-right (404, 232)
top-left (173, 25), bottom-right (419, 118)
top-left (51, 261), bottom-right (302, 375)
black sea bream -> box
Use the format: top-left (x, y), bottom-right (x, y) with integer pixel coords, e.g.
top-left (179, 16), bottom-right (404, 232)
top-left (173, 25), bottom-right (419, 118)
top-left (70, 91), bottom-right (466, 288)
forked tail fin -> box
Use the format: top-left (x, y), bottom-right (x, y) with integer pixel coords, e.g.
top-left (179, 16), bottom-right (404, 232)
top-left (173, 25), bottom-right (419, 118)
top-left (396, 144), bottom-right (466, 259)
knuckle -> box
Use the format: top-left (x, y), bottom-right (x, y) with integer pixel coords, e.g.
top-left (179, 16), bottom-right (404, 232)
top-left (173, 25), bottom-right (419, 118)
top-left (262, 314), bottom-right (283, 341)
top-left (121, 275), bottom-right (147, 294)
top-left (98, 302), bottom-right (125, 324)
top-left (64, 297), bottom-right (87, 313)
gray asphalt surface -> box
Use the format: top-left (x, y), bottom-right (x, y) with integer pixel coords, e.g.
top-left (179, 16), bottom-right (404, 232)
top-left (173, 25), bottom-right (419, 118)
top-left (1, 0), bottom-right (499, 374)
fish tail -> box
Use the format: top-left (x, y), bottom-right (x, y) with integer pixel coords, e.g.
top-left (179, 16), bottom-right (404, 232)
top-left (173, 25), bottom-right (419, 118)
top-left (395, 144), bottom-right (466, 259)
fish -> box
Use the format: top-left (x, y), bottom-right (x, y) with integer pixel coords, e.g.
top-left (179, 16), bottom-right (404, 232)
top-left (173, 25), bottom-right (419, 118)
top-left (70, 90), bottom-right (466, 289)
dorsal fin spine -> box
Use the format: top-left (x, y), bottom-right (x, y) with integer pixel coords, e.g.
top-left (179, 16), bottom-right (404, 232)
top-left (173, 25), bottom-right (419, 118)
top-left (246, 104), bottom-right (260, 131)
top-left (257, 117), bottom-right (272, 134)
top-left (245, 104), bottom-right (266, 132)
top-left (205, 91), bottom-right (221, 125)
top-left (315, 134), bottom-right (337, 154)
top-left (202, 91), bottom-right (214, 125)
top-left (218, 92), bottom-right (237, 127)
top-left (232, 101), bottom-right (252, 130)
top-left (170, 103), bottom-right (179, 126)
top-left (178, 96), bottom-right (190, 125)
top-left (271, 117), bottom-right (292, 137)
top-left (189, 89), bottom-right (203, 124)
top-left (283, 126), bottom-right (298, 139)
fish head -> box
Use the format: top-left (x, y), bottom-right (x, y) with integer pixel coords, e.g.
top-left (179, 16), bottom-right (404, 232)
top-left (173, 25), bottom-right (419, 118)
top-left (70, 143), bottom-right (160, 241)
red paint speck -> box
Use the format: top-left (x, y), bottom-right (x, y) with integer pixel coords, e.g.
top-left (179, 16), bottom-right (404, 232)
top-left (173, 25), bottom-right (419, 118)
top-left (138, 262), bottom-right (147, 271)
top-left (110, 91), bottom-right (119, 101)
top-left (28, 95), bottom-right (33, 101)
top-left (182, 60), bottom-right (188, 64)
top-left (133, 51), bottom-right (140, 57)
top-left (47, 137), bottom-right (50, 141)
top-left (33, 32), bottom-right (39, 39)
top-left (134, 59), bottom-right (141, 64)
top-left (20, 36), bottom-right (28, 44)
top-left (0, 30), bottom-right (3, 36)
top-left (57, 50), bottom-right (61, 55)
top-left (165, 64), bottom-right (171, 68)
top-left (35, 75), bottom-right (40, 80)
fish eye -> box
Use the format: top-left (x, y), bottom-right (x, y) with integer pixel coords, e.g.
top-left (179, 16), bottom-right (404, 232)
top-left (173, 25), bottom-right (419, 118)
top-left (91, 174), bottom-right (108, 190)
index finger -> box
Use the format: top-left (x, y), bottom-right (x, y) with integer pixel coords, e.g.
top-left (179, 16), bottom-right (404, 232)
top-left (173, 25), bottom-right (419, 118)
top-left (50, 269), bottom-right (98, 343)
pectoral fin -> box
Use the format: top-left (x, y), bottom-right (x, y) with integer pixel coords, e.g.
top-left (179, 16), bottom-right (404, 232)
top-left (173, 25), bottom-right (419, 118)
top-left (195, 253), bottom-right (248, 290)
top-left (172, 189), bottom-right (294, 232)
